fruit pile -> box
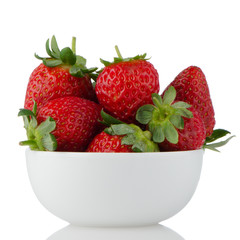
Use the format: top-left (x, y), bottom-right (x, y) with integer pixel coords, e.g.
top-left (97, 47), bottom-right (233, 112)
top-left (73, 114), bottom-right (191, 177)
top-left (18, 36), bottom-right (233, 152)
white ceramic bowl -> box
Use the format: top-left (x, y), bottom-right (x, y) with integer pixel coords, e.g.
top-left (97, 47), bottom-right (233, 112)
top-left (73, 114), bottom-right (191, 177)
top-left (26, 148), bottom-right (203, 227)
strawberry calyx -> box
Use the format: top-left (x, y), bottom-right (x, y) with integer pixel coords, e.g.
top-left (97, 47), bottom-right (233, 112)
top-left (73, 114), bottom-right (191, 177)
top-left (100, 110), bottom-right (159, 152)
top-left (203, 129), bottom-right (235, 152)
top-left (35, 35), bottom-right (98, 80)
top-left (100, 45), bottom-right (149, 67)
top-left (18, 101), bottom-right (57, 151)
top-left (136, 86), bottom-right (193, 144)
top-left (105, 124), bottom-right (159, 152)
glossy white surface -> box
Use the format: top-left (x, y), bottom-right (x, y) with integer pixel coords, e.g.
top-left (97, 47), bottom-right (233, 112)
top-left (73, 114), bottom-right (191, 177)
top-left (26, 149), bottom-right (203, 227)
top-left (47, 224), bottom-right (184, 240)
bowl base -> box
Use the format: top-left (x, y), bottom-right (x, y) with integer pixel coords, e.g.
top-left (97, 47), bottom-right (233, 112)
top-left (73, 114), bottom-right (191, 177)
top-left (47, 224), bottom-right (184, 240)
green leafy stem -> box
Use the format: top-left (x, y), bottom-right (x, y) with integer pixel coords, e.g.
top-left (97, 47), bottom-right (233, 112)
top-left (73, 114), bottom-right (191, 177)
top-left (136, 86), bottom-right (193, 145)
top-left (203, 129), bottom-right (235, 152)
top-left (99, 45), bottom-right (149, 68)
top-left (100, 110), bottom-right (159, 152)
top-left (18, 101), bottom-right (57, 151)
top-left (35, 35), bottom-right (98, 80)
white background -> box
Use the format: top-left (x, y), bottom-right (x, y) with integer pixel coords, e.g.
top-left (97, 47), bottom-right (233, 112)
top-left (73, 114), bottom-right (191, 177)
top-left (0, 0), bottom-right (239, 239)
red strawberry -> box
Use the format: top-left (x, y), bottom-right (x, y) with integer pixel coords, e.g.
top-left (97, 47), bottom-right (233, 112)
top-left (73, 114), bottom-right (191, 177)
top-left (163, 66), bottom-right (215, 137)
top-left (95, 46), bottom-right (159, 123)
top-left (37, 96), bottom-right (102, 151)
top-left (87, 110), bottom-right (160, 152)
top-left (18, 96), bottom-right (102, 152)
top-left (87, 132), bottom-right (133, 152)
top-left (24, 36), bottom-right (97, 111)
top-left (159, 107), bottom-right (206, 151)
top-left (136, 86), bottom-right (206, 151)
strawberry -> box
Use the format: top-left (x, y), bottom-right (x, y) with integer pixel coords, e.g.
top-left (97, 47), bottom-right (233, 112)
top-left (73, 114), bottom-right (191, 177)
top-left (163, 66), bottom-right (215, 137)
top-left (136, 86), bottom-right (206, 151)
top-left (95, 46), bottom-right (159, 123)
top-left (24, 36), bottom-right (98, 111)
top-left (87, 110), bottom-right (159, 152)
top-left (18, 96), bottom-right (102, 152)
top-left (159, 107), bottom-right (206, 151)
top-left (86, 132), bottom-right (133, 152)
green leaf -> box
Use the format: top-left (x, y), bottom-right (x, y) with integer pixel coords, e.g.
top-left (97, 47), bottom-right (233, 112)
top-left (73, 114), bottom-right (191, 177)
top-left (89, 73), bottom-right (99, 82)
top-left (169, 115), bottom-right (184, 129)
top-left (35, 36), bottom-right (97, 81)
top-left (70, 55), bottom-right (97, 79)
top-left (81, 67), bottom-right (98, 74)
top-left (42, 134), bottom-right (57, 151)
top-left (45, 38), bottom-right (52, 57)
top-left (104, 127), bottom-right (114, 135)
top-left (172, 101), bottom-right (192, 109)
top-left (175, 108), bottom-right (193, 118)
top-left (70, 65), bottom-right (85, 78)
top-left (163, 121), bottom-right (179, 144)
top-left (32, 100), bottom-right (37, 115)
top-left (132, 145), bottom-right (143, 152)
top-left (131, 136), bottom-right (159, 152)
top-left (100, 58), bottom-right (112, 67)
top-left (18, 108), bottom-right (35, 118)
top-left (43, 59), bottom-right (63, 67)
top-left (29, 116), bottom-right (38, 129)
top-left (136, 104), bottom-right (155, 124)
top-left (35, 117), bottom-right (56, 136)
top-left (51, 35), bottom-right (60, 57)
top-left (148, 121), bottom-right (155, 134)
top-left (45, 38), bottom-right (59, 59)
top-left (35, 37), bottom-right (60, 62)
top-left (132, 53), bottom-right (148, 60)
top-left (18, 101), bottom-right (58, 151)
top-left (60, 47), bottom-right (76, 65)
top-left (100, 46), bottom-right (148, 67)
top-left (152, 96), bottom-right (162, 109)
top-left (204, 136), bottom-right (235, 152)
top-left (113, 57), bottom-right (123, 63)
top-left (203, 128), bottom-right (235, 152)
top-left (18, 108), bottom-right (36, 138)
top-left (152, 125), bottom-right (165, 143)
top-left (23, 115), bottom-right (30, 129)
top-left (205, 129), bottom-right (231, 144)
top-left (121, 134), bottom-right (136, 145)
top-left (132, 141), bottom-right (145, 152)
top-left (163, 86), bottom-right (176, 105)
top-left (152, 93), bottom-right (163, 105)
top-left (110, 124), bottom-right (135, 135)
top-left (143, 130), bottom-right (152, 141)
top-left (105, 122), bottom-right (159, 152)
top-left (34, 53), bottom-right (45, 60)
top-left (101, 110), bottom-right (124, 126)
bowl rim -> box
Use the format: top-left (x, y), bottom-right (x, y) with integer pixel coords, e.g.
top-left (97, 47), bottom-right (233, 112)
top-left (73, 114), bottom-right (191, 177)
top-left (26, 148), bottom-right (204, 157)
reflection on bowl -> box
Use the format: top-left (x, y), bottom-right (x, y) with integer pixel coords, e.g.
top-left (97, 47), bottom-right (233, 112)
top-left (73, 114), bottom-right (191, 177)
top-left (47, 224), bottom-right (184, 240)
top-left (26, 148), bottom-right (203, 227)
